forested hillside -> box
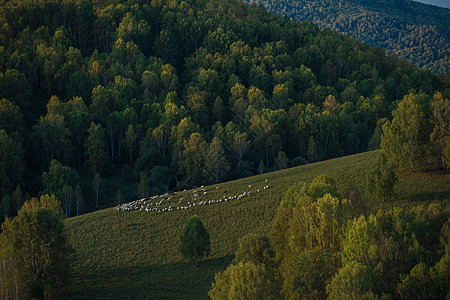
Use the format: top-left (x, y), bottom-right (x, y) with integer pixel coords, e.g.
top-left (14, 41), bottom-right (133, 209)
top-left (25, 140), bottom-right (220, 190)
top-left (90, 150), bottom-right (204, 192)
top-left (245, 0), bottom-right (450, 73)
top-left (0, 0), bottom-right (448, 222)
top-left (63, 151), bottom-right (450, 299)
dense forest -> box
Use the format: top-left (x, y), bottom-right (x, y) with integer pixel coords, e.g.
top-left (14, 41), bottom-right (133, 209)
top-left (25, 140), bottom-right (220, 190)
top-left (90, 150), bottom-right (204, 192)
top-left (0, 0), bottom-right (448, 222)
top-left (209, 176), bottom-right (449, 299)
top-left (244, 0), bottom-right (450, 74)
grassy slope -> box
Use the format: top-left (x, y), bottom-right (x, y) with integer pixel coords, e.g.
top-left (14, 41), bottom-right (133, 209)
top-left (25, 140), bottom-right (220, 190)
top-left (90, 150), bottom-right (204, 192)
top-left (63, 150), bottom-right (450, 299)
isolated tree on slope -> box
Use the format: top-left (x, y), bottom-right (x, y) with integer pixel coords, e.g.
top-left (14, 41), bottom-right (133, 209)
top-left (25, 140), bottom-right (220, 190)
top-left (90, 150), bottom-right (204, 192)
top-left (366, 152), bottom-right (397, 202)
top-left (179, 215), bottom-right (210, 267)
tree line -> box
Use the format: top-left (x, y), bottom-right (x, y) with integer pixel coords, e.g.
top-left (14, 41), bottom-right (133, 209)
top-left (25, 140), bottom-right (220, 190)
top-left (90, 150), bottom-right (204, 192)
top-left (0, 0), bottom-right (448, 222)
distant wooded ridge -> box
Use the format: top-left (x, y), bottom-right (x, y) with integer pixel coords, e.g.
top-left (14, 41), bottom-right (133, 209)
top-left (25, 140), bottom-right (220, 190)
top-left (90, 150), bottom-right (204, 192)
top-left (414, 0), bottom-right (450, 9)
top-left (244, 0), bottom-right (450, 73)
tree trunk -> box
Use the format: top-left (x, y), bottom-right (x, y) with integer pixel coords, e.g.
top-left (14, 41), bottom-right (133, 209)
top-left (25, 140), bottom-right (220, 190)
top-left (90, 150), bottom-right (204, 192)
top-left (238, 151), bottom-right (242, 173)
top-left (130, 143), bottom-right (133, 164)
top-left (110, 128), bottom-right (115, 158)
top-left (96, 184), bottom-right (99, 208)
top-left (68, 194), bottom-right (72, 217)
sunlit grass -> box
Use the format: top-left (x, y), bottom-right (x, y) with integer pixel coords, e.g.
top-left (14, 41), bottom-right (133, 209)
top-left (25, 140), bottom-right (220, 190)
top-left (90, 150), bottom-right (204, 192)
top-left (63, 150), bottom-right (449, 299)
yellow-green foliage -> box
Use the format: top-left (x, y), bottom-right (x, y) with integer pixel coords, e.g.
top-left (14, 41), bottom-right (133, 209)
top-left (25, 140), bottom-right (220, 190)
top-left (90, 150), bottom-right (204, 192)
top-left (63, 150), bottom-right (449, 299)
top-left (208, 261), bottom-right (277, 300)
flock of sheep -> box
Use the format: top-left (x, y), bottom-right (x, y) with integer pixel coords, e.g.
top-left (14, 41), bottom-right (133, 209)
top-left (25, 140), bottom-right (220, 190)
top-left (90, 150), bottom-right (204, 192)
top-left (114, 180), bottom-right (270, 213)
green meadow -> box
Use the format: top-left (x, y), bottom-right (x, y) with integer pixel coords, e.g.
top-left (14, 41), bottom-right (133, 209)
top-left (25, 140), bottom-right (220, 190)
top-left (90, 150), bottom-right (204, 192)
top-left (63, 150), bottom-right (449, 299)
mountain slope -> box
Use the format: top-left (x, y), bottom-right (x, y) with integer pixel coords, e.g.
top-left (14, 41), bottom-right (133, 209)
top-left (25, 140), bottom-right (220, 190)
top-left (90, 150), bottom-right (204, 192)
top-left (0, 0), bottom-right (447, 221)
top-left (244, 0), bottom-right (450, 73)
top-left (63, 150), bottom-right (449, 299)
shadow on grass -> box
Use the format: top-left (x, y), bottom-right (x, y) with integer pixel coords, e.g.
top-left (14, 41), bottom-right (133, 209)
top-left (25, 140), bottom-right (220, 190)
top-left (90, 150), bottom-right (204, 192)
top-left (410, 190), bottom-right (450, 202)
top-left (64, 255), bottom-right (234, 300)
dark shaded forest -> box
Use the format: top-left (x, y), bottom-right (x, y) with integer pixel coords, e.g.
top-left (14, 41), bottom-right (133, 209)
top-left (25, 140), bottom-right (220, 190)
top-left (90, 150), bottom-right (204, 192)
top-left (245, 0), bottom-right (450, 74)
top-left (0, 0), bottom-right (448, 221)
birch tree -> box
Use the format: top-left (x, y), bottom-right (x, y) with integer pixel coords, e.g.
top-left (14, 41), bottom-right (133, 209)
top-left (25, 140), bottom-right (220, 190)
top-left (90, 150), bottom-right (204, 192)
top-left (85, 122), bottom-right (108, 177)
top-left (381, 93), bottom-right (430, 171)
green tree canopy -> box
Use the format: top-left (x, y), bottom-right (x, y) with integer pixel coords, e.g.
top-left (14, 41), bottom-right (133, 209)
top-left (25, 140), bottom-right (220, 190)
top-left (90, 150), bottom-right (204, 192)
top-left (181, 132), bottom-right (207, 185)
top-left (204, 137), bottom-right (230, 184)
top-left (381, 93), bottom-right (430, 171)
top-left (430, 92), bottom-right (449, 169)
top-left (0, 98), bottom-right (24, 134)
top-left (208, 261), bottom-right (277, 300)
top-left (33, 112), bottom-right (71, 168)
top-left (269, 176), bottom-right (352, 297)
top-left (179, 215), bottom-right (210, 267)
top-left (234, 234), bottom-right (276, 270)
top-left (42, 159), bottom-right (71, 199)
top-left (0, 196), bottom-right (70, 298)
top-left (366, 152), bottom-right (398, 202)
top-left (0, 129), bottom-right (24, 196)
